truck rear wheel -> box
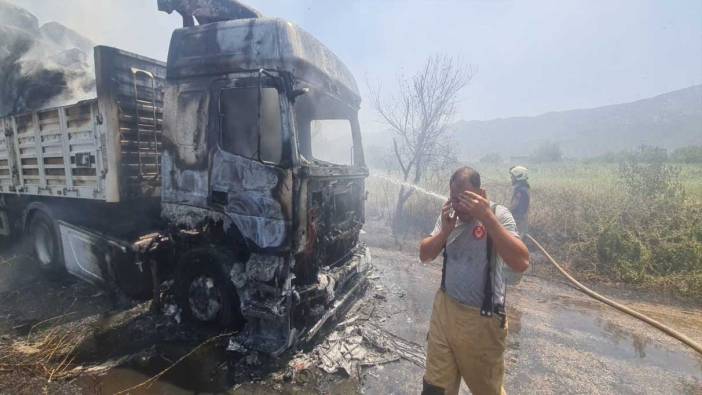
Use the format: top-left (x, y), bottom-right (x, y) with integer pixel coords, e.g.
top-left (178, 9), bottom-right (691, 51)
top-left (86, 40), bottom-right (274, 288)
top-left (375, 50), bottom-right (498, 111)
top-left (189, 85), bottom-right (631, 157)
top-left (175, 249), bottom-right (244, 328)
top-left (28, 211), bottom-right (65, 274)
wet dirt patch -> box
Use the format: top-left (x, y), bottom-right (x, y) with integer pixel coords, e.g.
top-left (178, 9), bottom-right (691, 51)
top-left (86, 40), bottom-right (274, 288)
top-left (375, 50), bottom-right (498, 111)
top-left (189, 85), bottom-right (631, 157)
top-left (506, 270), bottom-right (702, 394)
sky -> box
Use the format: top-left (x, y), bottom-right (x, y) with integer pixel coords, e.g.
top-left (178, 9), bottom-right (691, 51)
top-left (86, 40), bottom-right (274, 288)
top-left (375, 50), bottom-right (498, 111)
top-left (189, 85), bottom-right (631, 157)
top-left (7, 0), bottom-right (702, 128)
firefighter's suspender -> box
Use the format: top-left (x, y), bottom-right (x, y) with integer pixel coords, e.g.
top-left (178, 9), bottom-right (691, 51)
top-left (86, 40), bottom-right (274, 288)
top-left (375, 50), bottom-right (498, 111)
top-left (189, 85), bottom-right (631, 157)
top-left (480, 234), bottom-right (495, 317)
top-left (441, 249), bottom-right (448, 290)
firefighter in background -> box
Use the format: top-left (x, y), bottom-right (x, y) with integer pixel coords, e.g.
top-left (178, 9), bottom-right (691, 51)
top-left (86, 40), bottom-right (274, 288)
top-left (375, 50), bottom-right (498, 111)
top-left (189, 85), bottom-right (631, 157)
top-left (509, 166), bottom-right (530, 238)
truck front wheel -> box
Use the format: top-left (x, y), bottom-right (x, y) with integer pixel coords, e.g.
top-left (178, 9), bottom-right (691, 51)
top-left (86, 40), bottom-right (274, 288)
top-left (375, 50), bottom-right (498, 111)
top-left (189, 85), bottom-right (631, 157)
top-left (175, 249), bottom-right (244, 328)
top-left (28, 211), bottom-right (64, 274)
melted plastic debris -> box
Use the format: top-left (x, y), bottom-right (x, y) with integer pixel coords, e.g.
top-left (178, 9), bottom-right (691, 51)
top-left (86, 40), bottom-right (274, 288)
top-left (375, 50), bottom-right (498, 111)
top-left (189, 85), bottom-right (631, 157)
top-left (227, 338), bottom-right (247, 353)
top-left (286, 275), bottom-right (426, 381)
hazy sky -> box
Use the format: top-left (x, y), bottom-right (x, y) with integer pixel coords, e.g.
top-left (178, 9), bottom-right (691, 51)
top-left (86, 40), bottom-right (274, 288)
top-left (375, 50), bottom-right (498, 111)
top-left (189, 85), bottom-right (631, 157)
top-left (7, 0), bottom-right (702, 126)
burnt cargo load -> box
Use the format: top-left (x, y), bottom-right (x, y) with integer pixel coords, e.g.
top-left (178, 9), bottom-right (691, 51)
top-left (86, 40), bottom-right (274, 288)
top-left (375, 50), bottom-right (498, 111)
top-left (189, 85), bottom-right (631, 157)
top-left (0, 15), bottom-right (370, 354)
top-left (0, 46), bottom-right (165, 202)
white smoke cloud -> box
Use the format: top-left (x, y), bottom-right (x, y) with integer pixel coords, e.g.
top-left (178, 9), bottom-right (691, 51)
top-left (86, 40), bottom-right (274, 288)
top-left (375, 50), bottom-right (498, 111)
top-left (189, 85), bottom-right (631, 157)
top-left (0, 0), bottom-right (96, 115)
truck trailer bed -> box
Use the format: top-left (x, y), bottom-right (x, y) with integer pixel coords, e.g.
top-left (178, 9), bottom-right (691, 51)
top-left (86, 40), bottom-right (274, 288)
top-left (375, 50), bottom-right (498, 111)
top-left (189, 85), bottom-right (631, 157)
top-left (0, 46), bottom-right (166, 202)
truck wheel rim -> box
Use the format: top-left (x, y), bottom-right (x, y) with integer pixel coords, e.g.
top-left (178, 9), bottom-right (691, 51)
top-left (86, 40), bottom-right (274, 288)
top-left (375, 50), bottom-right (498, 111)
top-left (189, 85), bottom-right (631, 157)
top-left (188, 276), bottom-right (223, 322)
top-left (34, 223), bottom-right (54, 267)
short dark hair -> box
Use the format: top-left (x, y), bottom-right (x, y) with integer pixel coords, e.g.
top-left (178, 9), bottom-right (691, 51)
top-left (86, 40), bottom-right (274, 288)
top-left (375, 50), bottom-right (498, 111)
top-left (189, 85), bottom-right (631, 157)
top-left (450, 166), bottom-right (481, 189)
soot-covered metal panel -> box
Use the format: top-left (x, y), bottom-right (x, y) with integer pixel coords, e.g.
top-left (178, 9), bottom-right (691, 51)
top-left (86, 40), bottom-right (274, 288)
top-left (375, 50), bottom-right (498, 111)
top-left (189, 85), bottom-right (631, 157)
top-left (162, 147), bottom-right (292, 250)
top-left (167, 18), bottom-right (360, 106)
top-left (94, 46), bottom-right (166, 202)
top-left (210, 149), bottom-right (292, 249)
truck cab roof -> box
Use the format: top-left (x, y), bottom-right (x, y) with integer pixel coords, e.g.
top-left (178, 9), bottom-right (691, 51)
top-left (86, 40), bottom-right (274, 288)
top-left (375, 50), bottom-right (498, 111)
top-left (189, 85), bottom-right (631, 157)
top-left (166, 17), bottom-right (360, 107)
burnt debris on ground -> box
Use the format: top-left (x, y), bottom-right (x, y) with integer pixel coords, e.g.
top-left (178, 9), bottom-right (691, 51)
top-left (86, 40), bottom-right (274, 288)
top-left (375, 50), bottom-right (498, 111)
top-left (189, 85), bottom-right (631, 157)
top-left (0, 241), bottom-right (422, 394)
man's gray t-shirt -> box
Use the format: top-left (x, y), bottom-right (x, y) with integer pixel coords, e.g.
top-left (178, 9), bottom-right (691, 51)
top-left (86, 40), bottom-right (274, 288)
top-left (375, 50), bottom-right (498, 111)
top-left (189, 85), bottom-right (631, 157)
top-left (431, 203), bottom-right (520, 308)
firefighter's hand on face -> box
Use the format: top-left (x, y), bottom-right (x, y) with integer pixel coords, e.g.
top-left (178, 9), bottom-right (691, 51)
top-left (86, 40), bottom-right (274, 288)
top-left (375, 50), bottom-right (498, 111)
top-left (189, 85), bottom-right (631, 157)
top-left (454, 191), bottom-right (492, 223)
top-left (456, 190), bottom-right (530, 272)
top-left (440, 200), bottom-right (457, 234)
top-left (419, 201), bottom-right (457, 262)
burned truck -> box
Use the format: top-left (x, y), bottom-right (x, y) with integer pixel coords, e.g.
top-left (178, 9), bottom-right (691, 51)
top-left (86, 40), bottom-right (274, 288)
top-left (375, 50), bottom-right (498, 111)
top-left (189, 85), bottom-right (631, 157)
top-left (0, 13), bottom-right (370, 354)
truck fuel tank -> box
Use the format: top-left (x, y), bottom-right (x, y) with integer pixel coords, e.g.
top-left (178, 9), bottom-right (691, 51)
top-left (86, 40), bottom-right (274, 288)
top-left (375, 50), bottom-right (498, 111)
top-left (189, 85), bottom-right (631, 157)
top-left (57, 220), bottom-right (153, 298)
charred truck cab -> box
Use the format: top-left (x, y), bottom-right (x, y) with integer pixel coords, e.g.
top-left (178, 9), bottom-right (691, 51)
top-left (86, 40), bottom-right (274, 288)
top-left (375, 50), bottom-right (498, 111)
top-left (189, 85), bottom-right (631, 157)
top-left (161, 18), bottom-right (370, 352)
top-left (0, 11), bottom-right (369, 354)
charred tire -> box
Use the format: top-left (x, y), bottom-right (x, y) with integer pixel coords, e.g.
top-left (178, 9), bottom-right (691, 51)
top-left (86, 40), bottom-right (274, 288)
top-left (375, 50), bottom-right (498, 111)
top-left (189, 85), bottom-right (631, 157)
top-left (175, 249), bottom-right (244, 328)
top-left (27, 211), bottom-right (65, 274)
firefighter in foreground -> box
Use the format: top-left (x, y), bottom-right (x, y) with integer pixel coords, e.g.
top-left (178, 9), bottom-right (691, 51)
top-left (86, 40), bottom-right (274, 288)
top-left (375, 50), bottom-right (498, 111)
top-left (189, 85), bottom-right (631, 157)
top-left (419, 167), bottom-right (530, 395)
top-left (509, 165), bottom-right (531, 239)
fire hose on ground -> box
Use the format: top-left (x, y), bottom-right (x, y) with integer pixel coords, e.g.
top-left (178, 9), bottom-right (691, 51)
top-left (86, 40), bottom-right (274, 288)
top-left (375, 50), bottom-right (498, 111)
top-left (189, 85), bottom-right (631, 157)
top-left (527, 235), bottom-right (702, 355)
top-left (370, 174), bottom-right (702, 355)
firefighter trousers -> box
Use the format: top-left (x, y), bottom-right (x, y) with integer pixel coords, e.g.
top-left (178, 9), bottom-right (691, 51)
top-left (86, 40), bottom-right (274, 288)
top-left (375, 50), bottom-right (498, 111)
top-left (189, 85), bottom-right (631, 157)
top-left (423, 290), bottom-right (507, 395)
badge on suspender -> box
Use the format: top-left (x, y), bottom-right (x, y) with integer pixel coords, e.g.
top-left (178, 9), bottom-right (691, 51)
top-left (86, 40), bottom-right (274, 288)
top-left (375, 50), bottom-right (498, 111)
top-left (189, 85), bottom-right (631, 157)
top-left (472, 224), bottom-right (486, 240)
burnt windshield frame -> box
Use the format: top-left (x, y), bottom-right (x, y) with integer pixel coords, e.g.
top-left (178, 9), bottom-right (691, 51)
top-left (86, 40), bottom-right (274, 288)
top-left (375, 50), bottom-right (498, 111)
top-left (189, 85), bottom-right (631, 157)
top-left (292, 86), bottom-right (364, 167)
top-left (214, 74), bottom-right (291, 167)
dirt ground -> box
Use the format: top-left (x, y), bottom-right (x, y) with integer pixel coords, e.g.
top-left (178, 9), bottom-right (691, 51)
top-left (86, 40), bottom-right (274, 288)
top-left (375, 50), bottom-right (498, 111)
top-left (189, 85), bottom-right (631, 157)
top-left (360, 219), bottom-right (702, 395)
top-left (1, 219), bottom-right (701, 394)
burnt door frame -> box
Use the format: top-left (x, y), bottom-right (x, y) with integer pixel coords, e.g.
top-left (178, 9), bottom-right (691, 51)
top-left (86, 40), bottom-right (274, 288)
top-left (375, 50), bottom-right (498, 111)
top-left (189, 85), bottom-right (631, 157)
top-left (207, 74), bottom-right (294, 251)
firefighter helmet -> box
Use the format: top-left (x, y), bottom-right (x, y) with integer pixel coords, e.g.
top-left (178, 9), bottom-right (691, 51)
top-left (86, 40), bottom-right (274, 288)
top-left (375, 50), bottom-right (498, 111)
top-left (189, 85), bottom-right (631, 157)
top-left (509, 165), bottom-right (528, 181)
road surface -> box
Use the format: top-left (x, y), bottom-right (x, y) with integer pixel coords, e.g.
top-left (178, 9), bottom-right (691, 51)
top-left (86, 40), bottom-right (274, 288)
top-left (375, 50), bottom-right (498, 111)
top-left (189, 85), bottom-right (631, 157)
top-left (1, 221), bottom-right (701, 394)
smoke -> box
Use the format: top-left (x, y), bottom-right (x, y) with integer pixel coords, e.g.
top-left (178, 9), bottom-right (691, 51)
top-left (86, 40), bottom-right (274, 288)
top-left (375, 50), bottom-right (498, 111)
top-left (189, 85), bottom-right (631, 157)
top-left (0, 0), bottom-right (95, 116)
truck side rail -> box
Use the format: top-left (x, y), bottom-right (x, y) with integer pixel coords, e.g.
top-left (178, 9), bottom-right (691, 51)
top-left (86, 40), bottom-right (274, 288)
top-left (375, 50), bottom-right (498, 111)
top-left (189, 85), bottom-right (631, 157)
top-left (0, 100), bottom-right (104, 199)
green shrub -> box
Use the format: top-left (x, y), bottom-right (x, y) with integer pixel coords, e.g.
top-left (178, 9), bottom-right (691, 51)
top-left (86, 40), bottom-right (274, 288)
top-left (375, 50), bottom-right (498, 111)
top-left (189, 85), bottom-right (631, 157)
top-left (671, 146), bottom-right (702, 164)
top-left (596, 223), bottom-right (645, 281)
top-left (650, 240), bottom-right (702, 275)
top-left (681, 272), bottom-right (702, 296)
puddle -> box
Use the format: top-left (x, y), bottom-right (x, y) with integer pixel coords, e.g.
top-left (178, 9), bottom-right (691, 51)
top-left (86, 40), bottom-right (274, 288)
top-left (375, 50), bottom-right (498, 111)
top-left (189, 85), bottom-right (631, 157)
top-left (76, 342), bottom-right (248, 394)
top-left (77, 368), bottom-right (192, 395)
top-left (554, 307), bottom-right (702, 374)
top-left (79, 352), bottom-right (358, 395)
top-left (514, 291), bottom-right (702, 377)
top-left (11, 319), bottom-right (39, 336)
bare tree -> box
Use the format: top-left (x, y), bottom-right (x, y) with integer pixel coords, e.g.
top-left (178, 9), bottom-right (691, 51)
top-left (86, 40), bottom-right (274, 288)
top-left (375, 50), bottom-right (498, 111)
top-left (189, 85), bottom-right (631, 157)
top-left (372, 55), bottom-right (472, 235)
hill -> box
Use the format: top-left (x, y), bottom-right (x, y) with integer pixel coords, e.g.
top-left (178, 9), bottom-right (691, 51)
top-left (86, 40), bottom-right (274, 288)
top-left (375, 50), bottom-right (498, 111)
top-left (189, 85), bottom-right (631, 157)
top-left (451, 85), bottom-right (702, 160)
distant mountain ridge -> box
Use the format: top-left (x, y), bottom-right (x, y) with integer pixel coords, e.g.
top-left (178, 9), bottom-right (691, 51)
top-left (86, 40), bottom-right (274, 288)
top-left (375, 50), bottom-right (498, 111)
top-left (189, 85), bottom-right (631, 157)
top-left (452, 84), bottom-right (702, 160)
